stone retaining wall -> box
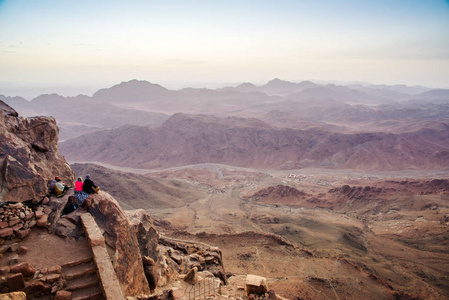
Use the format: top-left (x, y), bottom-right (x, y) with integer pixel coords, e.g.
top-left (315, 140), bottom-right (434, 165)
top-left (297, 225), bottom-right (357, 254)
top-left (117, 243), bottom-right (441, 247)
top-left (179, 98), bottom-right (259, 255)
top-left (0, 200), bottom-right (50, 239)
top-left (80, 213), bottom-right (125, 300)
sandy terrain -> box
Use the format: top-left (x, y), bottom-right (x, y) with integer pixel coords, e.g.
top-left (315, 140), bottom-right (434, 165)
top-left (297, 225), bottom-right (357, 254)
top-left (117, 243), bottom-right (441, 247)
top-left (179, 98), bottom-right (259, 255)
top-left (146, 165), bottom-right (449, 299)
top-left (70, 162), bottom-right (449, 299)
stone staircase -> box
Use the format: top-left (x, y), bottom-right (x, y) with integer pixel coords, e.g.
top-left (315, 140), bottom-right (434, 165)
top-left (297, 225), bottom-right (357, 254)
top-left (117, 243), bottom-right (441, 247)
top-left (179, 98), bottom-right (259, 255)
top-left (61, 257), bottom-right (105, 300)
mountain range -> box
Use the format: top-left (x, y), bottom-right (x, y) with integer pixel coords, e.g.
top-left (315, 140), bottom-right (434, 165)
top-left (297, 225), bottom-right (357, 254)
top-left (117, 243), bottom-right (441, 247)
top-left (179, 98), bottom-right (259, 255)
top-left (2, 78), bottom-right (449, 171)
top-left (60, 113), bottom-right (449, 171)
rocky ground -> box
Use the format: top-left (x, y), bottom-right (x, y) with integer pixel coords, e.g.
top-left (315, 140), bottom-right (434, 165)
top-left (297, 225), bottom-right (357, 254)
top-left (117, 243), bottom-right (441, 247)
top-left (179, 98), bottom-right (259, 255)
top-left (116, 164), bottom-right (449, 300)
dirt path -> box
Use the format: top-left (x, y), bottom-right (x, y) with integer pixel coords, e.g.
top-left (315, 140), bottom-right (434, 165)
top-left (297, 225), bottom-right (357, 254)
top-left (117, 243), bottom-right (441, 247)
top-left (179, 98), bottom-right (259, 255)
top-left (2, 228), bottom-right (92, 270)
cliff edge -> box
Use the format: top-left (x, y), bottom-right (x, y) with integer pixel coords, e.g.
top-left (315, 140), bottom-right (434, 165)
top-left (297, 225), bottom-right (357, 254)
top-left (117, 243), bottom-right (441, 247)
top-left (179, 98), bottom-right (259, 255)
top-left (0, 100), bottom-right (74, 203)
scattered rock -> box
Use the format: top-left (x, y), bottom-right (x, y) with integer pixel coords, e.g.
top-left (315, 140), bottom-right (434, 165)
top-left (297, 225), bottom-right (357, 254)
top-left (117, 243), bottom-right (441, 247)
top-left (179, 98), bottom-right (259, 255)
top-left (42, 197), bottom-right (50, 205)
top-left (15, 228), bottom-right (31, 239)
top-left (10, 262), bottom-right (37, 277)
top-left (8, 255), bottom-right (20, 266)
top-left (36, 214), bottom-right (48, 227)
top-left (54, 290), bottom-right (72, 300)
top-left (1, 245), bottom-right (11, 254)
top-left (168, 249), bottom-right (184, 265)
top-left (43, 207), bottom-right (53, 215)
top-left (0, 227), bottom-right (13, 238)
top-left (45, 273), bottom-right (61, 283)
top-left (246, 274), bottom-right (268, 295)
top-left (184, 267), bottom-right (198, 285)
top-left (17, 246), bottom-right (28, 255)
top-left (9, 243), bottom-right (19, 252)
top-left (183, 253), bottom-right (206, 272)
top-left (53, 218), bottom-right (79, 238)
top-left (172, 288), bottom-right (185, 300)
top-left (35, 210), bottom-right (44, 219)
top-left (0, 266), bottom-right (10, 275)
top-left (48, 265), bottom-right (61, 274)
top-left (7, 273), bottom-right (25, 291)
top-left (0, 291), bottom-right (26, 299)
top-left (23, 280), bottom-right (45, 294)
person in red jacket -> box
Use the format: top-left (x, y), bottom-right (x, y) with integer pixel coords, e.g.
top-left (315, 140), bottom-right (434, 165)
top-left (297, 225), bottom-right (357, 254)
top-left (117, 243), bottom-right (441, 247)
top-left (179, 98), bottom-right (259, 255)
top-left (75, 177), bottom-right (83, 193)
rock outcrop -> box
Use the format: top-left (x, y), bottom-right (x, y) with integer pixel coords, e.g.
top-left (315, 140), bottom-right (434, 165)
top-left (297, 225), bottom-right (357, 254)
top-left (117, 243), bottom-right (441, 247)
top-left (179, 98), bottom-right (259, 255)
top-left (87, 191), bottom-right (151, 296)
top-left (125, 209), bottom-right (160, 291)
top-left (0, 100), bottom-right (74, 203)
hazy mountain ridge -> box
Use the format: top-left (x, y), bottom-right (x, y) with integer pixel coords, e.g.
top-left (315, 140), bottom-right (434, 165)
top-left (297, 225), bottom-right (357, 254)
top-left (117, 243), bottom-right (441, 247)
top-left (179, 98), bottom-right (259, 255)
top-left (3, 78), bottom-right (448, 130)
top-left (60, 113), bottom-right (449, 171)
top-left (3, 78), bottom-right (449, 144)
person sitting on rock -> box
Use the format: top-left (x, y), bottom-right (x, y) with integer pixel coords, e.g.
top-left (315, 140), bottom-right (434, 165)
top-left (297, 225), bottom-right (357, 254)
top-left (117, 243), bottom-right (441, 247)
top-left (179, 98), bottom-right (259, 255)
top-left (75, 174), bottom-right (98, 209)
top-left (54, 177), bottom-right (69, 196)
top-left (82, 174), bottom-right (98, 194)
top-left (49, 176), bottom-right (58, 194)
top-left (75, 177), bottom-right (84, 196)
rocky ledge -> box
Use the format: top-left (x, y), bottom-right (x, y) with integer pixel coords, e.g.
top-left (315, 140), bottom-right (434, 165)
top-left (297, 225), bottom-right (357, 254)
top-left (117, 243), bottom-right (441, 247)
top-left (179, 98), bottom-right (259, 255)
top-left (0, 100), bottom-right (74, 203)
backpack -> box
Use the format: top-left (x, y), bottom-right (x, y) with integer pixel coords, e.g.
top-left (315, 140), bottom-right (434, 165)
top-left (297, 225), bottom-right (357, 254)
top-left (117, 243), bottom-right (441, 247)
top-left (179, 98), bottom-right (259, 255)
top-left (62, 202), bottom-right (77, 215)
top-left (54, 182), bottom-right (65, 195)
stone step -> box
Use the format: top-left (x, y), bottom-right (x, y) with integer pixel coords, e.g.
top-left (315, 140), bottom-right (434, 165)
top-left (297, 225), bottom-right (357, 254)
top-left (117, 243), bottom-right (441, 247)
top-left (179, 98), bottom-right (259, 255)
top-left (61, 256), bottom-right (93, 268)
top-left (71, 284), bottom-right (104, 300)
top-left (66, 273), bottom-right (99, 292)
top-left (62, 260), bottom-right (97, 281)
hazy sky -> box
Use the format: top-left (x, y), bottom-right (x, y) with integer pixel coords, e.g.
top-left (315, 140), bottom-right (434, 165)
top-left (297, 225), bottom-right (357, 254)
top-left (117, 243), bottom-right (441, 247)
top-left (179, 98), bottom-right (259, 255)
top-left (1, 0), bottom-right (448, 97)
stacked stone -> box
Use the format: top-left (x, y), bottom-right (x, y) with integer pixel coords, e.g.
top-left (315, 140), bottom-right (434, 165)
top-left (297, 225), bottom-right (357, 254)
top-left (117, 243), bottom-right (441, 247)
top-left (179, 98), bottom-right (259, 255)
top-left (0, 198), bottom-right (50, 239)
top-left (0, 242), bottom-right (65, 297)
top-left (0, 262), bottom-right (64, 297)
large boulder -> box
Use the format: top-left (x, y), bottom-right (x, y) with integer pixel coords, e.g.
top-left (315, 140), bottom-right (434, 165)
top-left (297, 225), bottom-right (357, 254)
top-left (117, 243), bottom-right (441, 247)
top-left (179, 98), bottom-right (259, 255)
top-left (246, 274), bottom-right (269, 295)
top-left (125, 209), bottom-right (159, 291)
top-left (88, 191), bottom-right (151, 296)
top-left (125, 209), bottom-right (159, 261)
top-left (0, 100), bottom-right (74, 203)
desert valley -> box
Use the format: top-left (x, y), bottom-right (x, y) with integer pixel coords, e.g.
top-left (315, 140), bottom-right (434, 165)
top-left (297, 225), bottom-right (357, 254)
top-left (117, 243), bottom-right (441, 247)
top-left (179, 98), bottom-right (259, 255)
top-left (2, 79), bottom-right (449, 299)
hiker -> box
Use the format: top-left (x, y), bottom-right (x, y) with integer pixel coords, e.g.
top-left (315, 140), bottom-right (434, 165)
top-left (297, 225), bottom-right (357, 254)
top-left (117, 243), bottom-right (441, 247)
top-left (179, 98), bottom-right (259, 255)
top-left (54, 177), bottom-right (69, 196)
top-left (82, 174), bottom-right (98, 194)
top-left (75, 177), bottom-right (84, 196)
top-left (49, 176), bottom-right (58, 194)
top-left (74, 174), bottom-right (98, 208)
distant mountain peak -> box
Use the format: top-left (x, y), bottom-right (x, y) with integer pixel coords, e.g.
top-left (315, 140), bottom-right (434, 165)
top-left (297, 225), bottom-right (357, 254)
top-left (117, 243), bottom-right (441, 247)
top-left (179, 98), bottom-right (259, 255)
top-left (115, 79), bottom-right (168, 90)
top-left (266, 78), bottom-right (293, 85)
top-left (93, 79), bottom-right (172, 101)
top-left (237, 82), bottom-right (257, 88)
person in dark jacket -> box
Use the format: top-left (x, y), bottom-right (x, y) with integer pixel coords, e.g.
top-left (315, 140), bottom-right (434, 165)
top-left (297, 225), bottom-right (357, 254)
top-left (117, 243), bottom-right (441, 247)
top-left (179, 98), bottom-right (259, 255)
top-left (82, 174), bottom-right (98, 194)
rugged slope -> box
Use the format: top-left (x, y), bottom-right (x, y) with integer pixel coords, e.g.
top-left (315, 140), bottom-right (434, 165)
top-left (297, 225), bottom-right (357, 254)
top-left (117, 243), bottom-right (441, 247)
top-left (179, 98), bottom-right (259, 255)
top-left (60, 113), bottom-right (449, 171)
top-left (71, 163), bottom-right (205, 210)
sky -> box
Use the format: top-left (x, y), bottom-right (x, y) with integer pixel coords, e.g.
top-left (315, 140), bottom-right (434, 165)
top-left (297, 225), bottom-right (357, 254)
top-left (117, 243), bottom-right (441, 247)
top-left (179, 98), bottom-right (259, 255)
top-left (0, 0), bottom-right (448, 97)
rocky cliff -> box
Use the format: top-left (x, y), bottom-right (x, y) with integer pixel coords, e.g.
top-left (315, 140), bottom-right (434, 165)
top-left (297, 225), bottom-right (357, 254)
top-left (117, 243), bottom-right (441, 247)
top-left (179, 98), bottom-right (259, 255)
top-left (0, 100), bottom-right (74, 203)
